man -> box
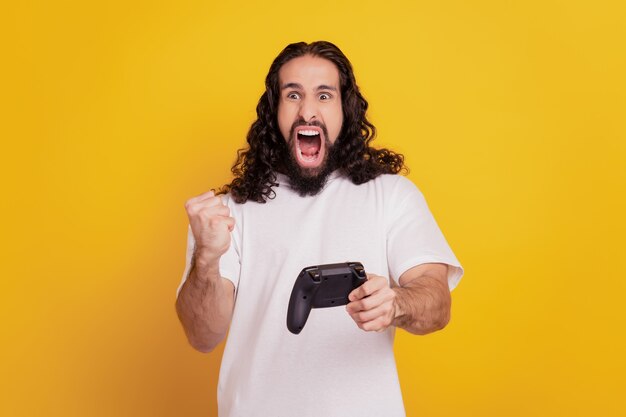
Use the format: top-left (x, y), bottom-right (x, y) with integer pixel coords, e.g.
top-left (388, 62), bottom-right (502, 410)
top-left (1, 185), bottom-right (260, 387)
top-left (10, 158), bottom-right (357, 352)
top-left (175, 41), bottom-right (463, 417)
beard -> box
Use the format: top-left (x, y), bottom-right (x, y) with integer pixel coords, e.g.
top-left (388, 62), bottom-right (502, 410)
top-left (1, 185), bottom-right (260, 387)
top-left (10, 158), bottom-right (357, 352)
top-left (281, 121), bottom-right (340, 197)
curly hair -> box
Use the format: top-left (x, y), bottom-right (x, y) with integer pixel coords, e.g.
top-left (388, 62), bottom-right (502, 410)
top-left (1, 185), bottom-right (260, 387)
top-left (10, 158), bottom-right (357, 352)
top-left (219, 41), bottom-right (407, 203)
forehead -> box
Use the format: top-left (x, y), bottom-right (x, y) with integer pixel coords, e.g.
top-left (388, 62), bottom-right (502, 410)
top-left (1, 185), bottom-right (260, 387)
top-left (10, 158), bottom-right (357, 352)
top-left (278, 55), bottom-right (340, 89)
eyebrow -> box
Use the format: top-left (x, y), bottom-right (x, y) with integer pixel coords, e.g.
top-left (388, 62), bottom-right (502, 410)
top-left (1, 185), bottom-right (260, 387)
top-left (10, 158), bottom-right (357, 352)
top-left (281, 82), bottom-right (338, 92)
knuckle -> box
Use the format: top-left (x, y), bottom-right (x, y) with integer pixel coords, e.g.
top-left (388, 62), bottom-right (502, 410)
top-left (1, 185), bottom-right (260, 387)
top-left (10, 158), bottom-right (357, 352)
top-left (198, 206), bottom-right (214, 217)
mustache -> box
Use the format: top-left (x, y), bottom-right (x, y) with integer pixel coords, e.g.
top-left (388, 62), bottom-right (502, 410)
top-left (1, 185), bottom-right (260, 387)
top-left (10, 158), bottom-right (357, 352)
top-left (288, 119), bottom-right (329, 141)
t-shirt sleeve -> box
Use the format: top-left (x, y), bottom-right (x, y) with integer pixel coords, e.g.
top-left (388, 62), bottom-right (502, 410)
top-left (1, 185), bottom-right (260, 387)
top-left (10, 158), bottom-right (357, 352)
top-left (175, 197), bottom-right (242, 299)
top-left (386, 177), bottom-right (464, 290)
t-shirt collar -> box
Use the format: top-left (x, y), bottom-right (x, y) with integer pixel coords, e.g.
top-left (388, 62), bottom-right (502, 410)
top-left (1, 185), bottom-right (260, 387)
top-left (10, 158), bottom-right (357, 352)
top-left (274, 169), bottom-right (342, 186)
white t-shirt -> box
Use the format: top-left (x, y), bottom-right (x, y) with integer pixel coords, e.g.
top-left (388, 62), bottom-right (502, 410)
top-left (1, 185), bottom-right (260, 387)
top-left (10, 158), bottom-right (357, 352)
top-left (177, 172), bottom-right (463, 417)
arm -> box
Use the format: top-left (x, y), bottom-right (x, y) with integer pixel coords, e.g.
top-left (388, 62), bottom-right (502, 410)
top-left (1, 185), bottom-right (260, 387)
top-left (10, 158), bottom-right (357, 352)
top-left (346, 263), bottom-right (451, 335)
top-left (175, 250), bottom-right (235, 353)
top-left (175, 190), bottom-right (236, 353)
top-left (392, 263), bottom-right (450, 335)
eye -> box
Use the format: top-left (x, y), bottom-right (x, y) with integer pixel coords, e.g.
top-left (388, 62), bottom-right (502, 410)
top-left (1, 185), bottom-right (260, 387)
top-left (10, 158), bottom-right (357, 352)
top-left (319, 93), bottom-right (332, 100)
top-left (287, 92), bottom-right (300, 100)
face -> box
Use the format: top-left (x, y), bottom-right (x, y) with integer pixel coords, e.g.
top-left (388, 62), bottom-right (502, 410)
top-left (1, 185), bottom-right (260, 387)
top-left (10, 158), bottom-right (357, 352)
top-left (277, 55), bottom-right (343, 178)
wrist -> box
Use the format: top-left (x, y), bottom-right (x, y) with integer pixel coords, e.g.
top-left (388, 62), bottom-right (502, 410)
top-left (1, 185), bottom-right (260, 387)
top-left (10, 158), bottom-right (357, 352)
top-left (192, 246), bottom-right (221, 277)
top-left (391, 288), bottom-right (405, 320)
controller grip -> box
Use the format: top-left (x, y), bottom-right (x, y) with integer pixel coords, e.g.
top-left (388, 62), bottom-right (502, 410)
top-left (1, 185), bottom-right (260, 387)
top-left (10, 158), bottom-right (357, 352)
top-left (287, 287), bottom-right (313, 334)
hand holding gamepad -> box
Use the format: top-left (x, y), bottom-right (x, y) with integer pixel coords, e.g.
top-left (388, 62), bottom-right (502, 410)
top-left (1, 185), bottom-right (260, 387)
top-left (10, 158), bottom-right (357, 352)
top-left (345, 272), bottom-right (398, 332)
top-left (286, 262), bottom-right (367, 334)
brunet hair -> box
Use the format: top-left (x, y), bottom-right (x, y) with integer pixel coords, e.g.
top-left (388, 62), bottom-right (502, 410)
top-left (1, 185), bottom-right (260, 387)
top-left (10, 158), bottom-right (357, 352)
top-left (219, 41), bottom-right (407, 203)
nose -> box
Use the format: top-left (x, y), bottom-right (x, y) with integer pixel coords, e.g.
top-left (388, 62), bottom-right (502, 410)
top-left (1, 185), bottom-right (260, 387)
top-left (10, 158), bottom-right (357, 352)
top-left (298, 96), bottom-right (319, 123)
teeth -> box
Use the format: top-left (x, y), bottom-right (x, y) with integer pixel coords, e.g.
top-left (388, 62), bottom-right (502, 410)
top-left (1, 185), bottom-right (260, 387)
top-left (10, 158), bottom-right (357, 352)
top-left (298, 130), bottom-right (320, 136)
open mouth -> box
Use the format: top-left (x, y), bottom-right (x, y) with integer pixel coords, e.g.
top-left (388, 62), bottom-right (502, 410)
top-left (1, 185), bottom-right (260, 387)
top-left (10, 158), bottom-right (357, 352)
top-left (295, 128), bottom-right (323, 165)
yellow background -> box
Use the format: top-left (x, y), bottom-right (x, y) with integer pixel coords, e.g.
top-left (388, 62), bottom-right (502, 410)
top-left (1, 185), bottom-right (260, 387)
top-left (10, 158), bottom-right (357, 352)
top-left (2, 0), bottom-right (625, 416)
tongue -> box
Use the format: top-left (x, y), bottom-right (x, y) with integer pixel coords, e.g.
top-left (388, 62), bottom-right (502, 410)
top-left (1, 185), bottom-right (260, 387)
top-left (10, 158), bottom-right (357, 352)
top-left (299, 136), bottom-right (320, 156)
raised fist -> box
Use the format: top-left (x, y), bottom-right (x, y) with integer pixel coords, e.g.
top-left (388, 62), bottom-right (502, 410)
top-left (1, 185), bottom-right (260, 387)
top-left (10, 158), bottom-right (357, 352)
top-left (184, 190), bottom-right (235, 263)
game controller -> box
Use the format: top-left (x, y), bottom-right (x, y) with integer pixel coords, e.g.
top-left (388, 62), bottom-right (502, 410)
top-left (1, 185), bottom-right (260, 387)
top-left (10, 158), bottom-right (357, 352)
top-left (286, 262), bottom-right (367, 334)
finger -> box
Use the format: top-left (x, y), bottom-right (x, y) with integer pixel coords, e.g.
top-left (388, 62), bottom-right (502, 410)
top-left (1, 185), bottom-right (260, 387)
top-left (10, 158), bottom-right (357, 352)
top-left (195, 189), bottom-right (217, 201)
top-left (198, 192), bottom-right (227, 207)
top-left (346, 290), bottom-right (384, 313)
top-left (366, 272), bottom-right (387, 281)
top-left (199, 204), bottom-right (230, 217)
top-left (350, 303), bottom-right (392, 324)
top-left (186, 195), bottom-right (214, 213)
top-left (346, 289), bottom-right (391, 313)
top-left (360, 316), bottom-right (391, 332)
top-left (209, 215), bottom-right (235, 231)
top-left (190, 190), bottom-right (229, 208)
top-left (201, 195), bottom-right (224, 207)
top-left (222, 216), bottom-right (235, 232)
top-left (348, 280), bottom-right (373, 301)
top-left (188, 204), bottom-right (228, 223)
top-left (188, 196), bottom-right (225, 215)
top-left (186, 189), bottom-right (215, 205)
top-left (216, 204), bottom-right (231, 216)
top-left (348, 276), bottom-right (386, 301)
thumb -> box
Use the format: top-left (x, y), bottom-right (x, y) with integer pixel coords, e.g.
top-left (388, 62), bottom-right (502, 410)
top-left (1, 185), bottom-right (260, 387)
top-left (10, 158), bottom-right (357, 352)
top-left (224, 216), bottom-right (236, 232)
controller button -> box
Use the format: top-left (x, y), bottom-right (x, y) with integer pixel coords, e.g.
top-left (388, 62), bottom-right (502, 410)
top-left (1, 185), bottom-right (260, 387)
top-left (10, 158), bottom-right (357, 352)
top-left (308, 270), bottom-right (321, 282)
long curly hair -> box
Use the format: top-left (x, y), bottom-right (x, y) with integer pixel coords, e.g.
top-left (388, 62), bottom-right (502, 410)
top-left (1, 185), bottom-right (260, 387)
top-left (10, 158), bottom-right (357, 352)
top-left (219, 41), bottom-right (407, 203)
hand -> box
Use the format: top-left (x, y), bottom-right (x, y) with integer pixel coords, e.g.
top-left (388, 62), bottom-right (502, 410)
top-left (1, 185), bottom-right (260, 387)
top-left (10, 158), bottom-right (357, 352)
top-left (184, 190), bottom-right (235, 263)
top-left (346, 273), bottom-right (397, 332)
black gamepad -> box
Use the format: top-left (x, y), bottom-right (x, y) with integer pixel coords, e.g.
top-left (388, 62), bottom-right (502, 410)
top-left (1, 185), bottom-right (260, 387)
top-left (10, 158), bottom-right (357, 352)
top-left (286, 262), bottom-right (367, 334)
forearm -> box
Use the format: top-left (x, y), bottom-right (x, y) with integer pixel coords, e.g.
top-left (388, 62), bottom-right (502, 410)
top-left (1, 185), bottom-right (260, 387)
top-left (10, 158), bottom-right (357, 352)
top-left (175, 252), bottom-right (234, 353)
top-left (392, 274), bottom-right (451, 335)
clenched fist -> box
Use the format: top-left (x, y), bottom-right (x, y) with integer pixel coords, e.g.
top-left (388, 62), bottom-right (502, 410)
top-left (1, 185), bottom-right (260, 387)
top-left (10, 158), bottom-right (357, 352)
top-left (184, 190), bottom-right (235, 264)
